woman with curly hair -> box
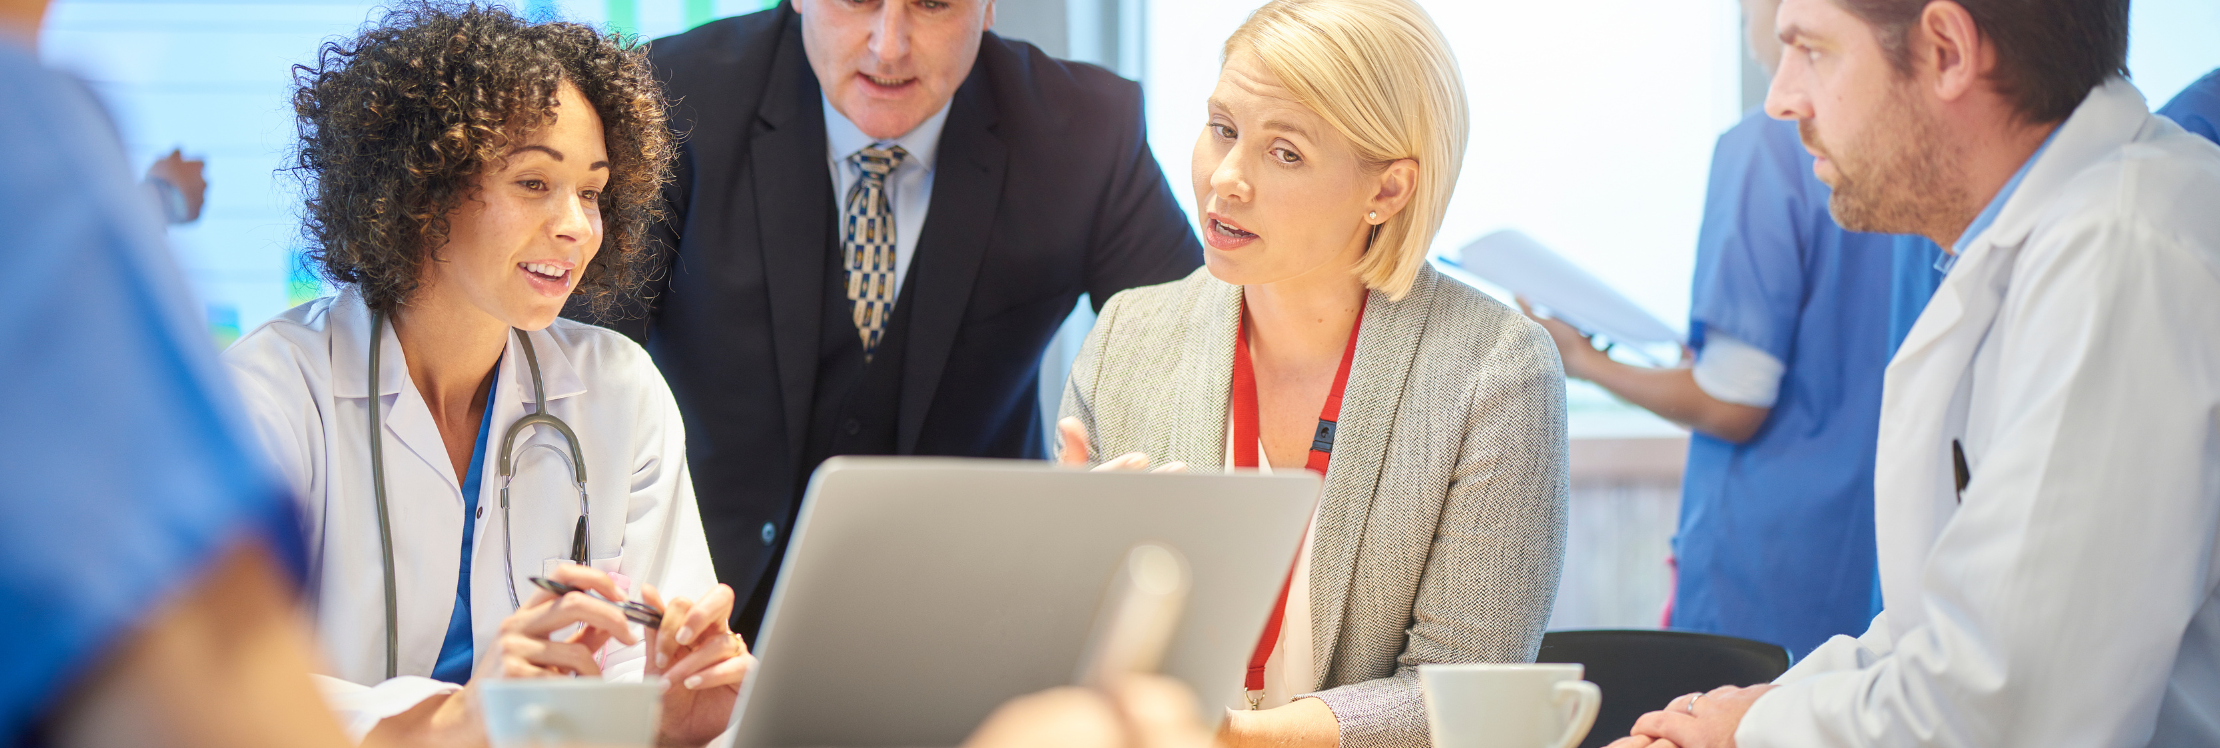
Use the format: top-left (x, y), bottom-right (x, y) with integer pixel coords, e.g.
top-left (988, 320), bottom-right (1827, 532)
top-left (221, 4), bottom-right (746, 745)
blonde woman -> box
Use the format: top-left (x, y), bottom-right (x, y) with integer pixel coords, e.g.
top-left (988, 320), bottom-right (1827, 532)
top-left (1055, 1), bottom-right (1568, 745)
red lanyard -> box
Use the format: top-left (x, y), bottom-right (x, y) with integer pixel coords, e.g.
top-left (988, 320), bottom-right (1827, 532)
top-left (1233, 299), bottom-right (1363, 695)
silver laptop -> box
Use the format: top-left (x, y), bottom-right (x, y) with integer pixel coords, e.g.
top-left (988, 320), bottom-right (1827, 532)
top-left (727, 457), bottom-right (1318, 748)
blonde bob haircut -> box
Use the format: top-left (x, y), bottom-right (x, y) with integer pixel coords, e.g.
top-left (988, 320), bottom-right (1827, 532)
top-left (1224, 0), bottom-right (1467, 300)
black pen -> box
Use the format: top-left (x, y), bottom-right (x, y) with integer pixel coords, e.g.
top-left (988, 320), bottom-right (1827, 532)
top-left (529, 576), bottom-right (664, 629)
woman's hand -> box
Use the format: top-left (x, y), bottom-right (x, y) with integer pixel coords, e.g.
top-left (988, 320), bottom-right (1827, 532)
top-left (372, 565), bottom-right (640, 748)
top-left (485, 564), bottom-right (641, 679)
top-left (1215, 697), bottom-right (1341, 748)
top-left (1057, 417), bottom-right (1184, 472)
top-left (643, 582), bottom-right (752, 748)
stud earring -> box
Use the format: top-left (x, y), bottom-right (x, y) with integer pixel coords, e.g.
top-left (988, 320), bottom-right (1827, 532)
top-left (1368, 211), bottom-right (1379, 223)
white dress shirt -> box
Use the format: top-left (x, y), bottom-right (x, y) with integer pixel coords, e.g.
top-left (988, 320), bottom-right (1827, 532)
top-left (1736, 78), bottom-right (2220, 748)
top-left (823, 95), bottom-right (952, 299)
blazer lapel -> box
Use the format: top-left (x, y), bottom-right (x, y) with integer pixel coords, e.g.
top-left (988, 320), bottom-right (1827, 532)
top-left (897, 72), bottom-right (1005, 453)
top-left (749, 21), bottom-right (832, 458)
top-left (1306, 267), bottom-right (1434, 687)
top-left (1162, 277), bottom-right (1240, 467)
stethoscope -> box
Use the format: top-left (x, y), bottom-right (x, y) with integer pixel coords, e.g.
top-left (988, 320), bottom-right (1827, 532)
top-left (366, 312), bottom-right (592, 679)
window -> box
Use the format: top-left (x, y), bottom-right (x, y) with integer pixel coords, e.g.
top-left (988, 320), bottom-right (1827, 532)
top-left (39, 0), bottom-right (775, 345)
top-left (1140, 0), bottom-right (2220, 437)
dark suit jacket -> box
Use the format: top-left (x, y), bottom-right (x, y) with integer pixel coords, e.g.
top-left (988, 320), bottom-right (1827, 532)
top-left (585, 4), bottom-right (1203, 614)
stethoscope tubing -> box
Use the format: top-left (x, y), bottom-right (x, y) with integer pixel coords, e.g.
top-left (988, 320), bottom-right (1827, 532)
top-left (368, 313), bottom-right (401, 680)
top-left (366, 313), bottom-right (591, 680)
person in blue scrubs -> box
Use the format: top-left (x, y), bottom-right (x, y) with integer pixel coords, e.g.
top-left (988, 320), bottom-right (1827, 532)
top-left (2155, 65), bottom-right (2219, 380)
top-left (1885, 237), bottom-right (1946, 355)
top-left (0, 7), bottom-right (357, 745)
top-left (2159, 68), bottom-right (2220, 144)
top-left (1527, 0), bottom-right (1938, 658)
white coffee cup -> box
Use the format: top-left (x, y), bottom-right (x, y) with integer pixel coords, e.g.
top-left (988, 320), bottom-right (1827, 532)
top-left (1420, 663), bottom-right (1601, 748)
top-left (480, 678), bottom-right (662, 748)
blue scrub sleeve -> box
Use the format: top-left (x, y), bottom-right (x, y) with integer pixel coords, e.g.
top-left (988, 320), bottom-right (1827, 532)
top-left (1687, 114), bottom-right (1815, 363)
top-left (0, 44), bottom-right (304, 745)
top-left (2158, 69), bottom-right (2220, 145)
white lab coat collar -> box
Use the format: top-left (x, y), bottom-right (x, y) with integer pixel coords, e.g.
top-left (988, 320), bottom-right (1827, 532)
top-left (1978, 79), bottom-right (2152, 250)
top-left (1873, 77), bottom-right (2149, 631)
top-left (324, 287), bottom-right (588, 404)
top-left (1890, 79), bottom-right (2148, 364)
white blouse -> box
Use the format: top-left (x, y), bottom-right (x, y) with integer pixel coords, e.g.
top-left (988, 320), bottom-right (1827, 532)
top-left (1224, 426), bottom-right (1322, 709)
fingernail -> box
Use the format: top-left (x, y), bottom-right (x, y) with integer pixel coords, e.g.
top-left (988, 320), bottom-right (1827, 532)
top-left (685, 675), bottom-right (703, 690)
top-left (676, 626), bottom-right (695, 645)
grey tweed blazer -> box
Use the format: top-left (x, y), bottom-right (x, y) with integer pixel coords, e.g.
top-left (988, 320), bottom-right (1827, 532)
top-left (1058, 264), bottom-right (1569, 748)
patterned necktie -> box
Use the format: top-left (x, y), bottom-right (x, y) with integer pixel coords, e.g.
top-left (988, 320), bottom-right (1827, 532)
top-left (842, 144), bottom-right (908, 358)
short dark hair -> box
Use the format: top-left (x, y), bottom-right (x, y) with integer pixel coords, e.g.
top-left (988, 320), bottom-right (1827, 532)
top-left (288, 1), bottom-right (673, 316)
top-left (1832, 0), bottom-right (2128, 123)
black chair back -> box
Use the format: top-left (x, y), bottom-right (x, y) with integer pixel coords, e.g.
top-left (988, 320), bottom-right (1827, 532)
top-left (1535, 629), bottom-right (1792, 748)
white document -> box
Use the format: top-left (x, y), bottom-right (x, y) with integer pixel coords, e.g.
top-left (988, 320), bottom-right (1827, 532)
top-left (1449, 229), bottom-right (1683, 347)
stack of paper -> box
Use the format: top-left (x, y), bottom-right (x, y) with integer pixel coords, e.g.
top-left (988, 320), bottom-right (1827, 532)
top-left (1447, 229), bottom-right (1682, 347)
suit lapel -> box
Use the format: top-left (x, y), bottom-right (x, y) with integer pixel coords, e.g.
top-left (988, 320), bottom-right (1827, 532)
top-left (750, 18), bottom-right (831, 459)
top-left (897, 72), bottom-right (1005, 453)
top-left (1306, 267), bottom-right (1433, 687)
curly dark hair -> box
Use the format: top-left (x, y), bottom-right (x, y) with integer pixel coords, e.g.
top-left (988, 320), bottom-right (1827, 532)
top-left (288, 1), bottom-right (672, 316)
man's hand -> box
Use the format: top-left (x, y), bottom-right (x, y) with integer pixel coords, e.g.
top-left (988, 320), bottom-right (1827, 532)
top-left (1604, 684), bottom-right (1775, 748)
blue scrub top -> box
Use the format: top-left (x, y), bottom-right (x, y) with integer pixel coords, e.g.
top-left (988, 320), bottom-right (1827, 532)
top-left (2159, 68), bottom-right (2220, 144)
top-left (1674, 111), bottom-right (1910, 658)
top-left (0, 42), bottom-right (303, 745)
top-left (1886, 237), bottom-right (1946, 355)
top-left (431, 374), bottom-right (498, 684)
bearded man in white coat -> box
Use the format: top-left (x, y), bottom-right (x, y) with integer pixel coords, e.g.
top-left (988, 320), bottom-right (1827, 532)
top-left (1605, 0), bottom-right (2220, 746)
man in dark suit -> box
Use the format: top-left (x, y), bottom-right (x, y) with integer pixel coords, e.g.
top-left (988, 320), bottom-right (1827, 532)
top-left (584, 0), bottom-right (1201, 638)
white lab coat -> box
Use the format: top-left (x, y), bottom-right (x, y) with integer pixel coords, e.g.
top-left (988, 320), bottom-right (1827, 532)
top-left (1736, 79), bottom-right (2220, 746)
top-left (223, 289), bottom-right (717, 739)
